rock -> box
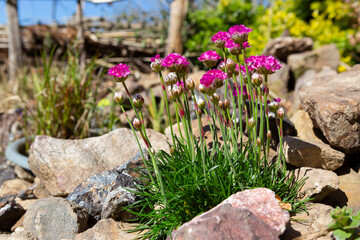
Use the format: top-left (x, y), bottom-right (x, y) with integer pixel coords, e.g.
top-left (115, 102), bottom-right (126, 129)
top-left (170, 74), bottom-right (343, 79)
top-left (222, 188), bottom-right (290, 235)
top-left (32, 178), bottom-right (51, 199)
top-left (294, 167), bottom-right (339, 202)
top-left (300, 65), bottom-right (360, 154)
top-left (283, 136), bottom-right (345, 171)
top-left (281, 203), bottom-right (333, 240)
top-left (14, 166), bottom-right (34, 183)
top-left (263, 37), bottom-right (313, 63)
top-left (29, 128), bottom-right (169, 196)
top-left (11, 214), bottom-right (25, 232)
top-left (14, 198), bottom-right (37, 210)
top-left (189, 71), bottom-right (206, 88)
top-left (322, 167), bottom-right (360, 213)
top-left (66, 170), bottom-right (137, 223)
top-left (290, 110), bottom-right (322, 142)
top-left (171, 203), bottom-right (279, 240)
top-left (23, 197), bottom-right (88, 240)
top-left (0, 162), bottom-right (15, 187)
top-left (74, 218), bottom-right (136, 240)
top-left (268, 62), bottom-right (290, 99)
top-left (288, 44), bottom-right (340, 79)
top-left (0, 179), bottom-right (33, 197)
top-left (0, 197), bottom-right (26, 231)
top-left (268, 115), bottom-right (297, 150)
top-left (8, 227), bottom-right (38, 240)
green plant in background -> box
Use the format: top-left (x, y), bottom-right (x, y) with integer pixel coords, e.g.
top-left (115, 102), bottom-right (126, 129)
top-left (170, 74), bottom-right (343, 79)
top-left (110, 23), bottom-right (309, 239)
top-left (327, 207), bottom-right (360, 240)
top-left (21, 48), bottom-right (102, 144)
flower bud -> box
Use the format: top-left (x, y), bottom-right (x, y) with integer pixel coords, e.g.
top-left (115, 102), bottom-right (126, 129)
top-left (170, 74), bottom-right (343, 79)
top-left (197, 108), bottom-right (202, 117)
top-left (248, 117), bottom-right (255, 129)
top-left (150, 55), bottom-right (164, 72)
top-left (185, 78), bottom-right (195, 91)
top-left (172, 85), bottom-right (183, 99)
top-left (198, 98), bottom-right (206, 110)
top-left (267, 130), bottom-right (272, 140)
top-left (114, 92), bottom-right (124, 104)
top-left (277, 107), bottom-right (285, 119)
top-left (219, 100), bottom-right (225, 110)
top-left (169, 91), bottom-right (177, 101)
top-left (214, 78), bottom-right (224, 88)
top-left (223, 99), bottom-right (230, 109)
top-left (133, 118), bottom-right (141, 130)
top-left (133, 94), bottom-right (144, 108)
top-left (210, 93), bottom-right (220, 105)
top-left (199, 84), bottom-right (206, 94)
top-left (165, 72), bottom-right (178, 86)
top-left (218, 61), bottom-right (226, 71)
top-left (251, 73), bottom-right (262, 87)
top-left (206, 86), bottom-right (216, 95)
top-left (256, 137), bottom-right (261, 146)
top-left (226, 58), bottom-right (236, 72)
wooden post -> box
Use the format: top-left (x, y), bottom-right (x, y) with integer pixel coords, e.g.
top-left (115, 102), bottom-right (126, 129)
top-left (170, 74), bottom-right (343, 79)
top-left (76, 0), bottom-right (86, 72)
top-left (6, 0), bottom-right (22, 82)
top-left (166, 0), bottom-right (188, 55)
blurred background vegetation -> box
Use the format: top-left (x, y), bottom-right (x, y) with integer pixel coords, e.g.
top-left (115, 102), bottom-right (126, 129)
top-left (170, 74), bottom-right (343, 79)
top-left (184, 0), bottom-right (360, 66)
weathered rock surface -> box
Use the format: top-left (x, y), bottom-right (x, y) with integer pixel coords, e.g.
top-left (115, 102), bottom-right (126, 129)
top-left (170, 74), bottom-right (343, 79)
top-left (300, 65), bottom-right (360, 154)
top-left (287, 44), bottom-right (340, 78)
top-left (263, 37), bottom-right (313, 63)
top-left (281, 203), bottom-right (333, 240)
top-left (0, 162), bottom-right (15, 187)
top-left (0, 179), bottom-right (33, 197)
top-left (222, 188), bottom-right (290, 235)
top-left (290, 110), bottom-right (322, 142)
top-left (66, 170), bottom-right (137, 223)
top-left (23, 197), bottom-right (88, 240)
top-left (0, 196), bottom-right (26, 231)
top-left (171, 204), bottom-right (279, 240)
top-left (14, 166), bottom-right (35, 183)
top-left (283, 136), bottom-right (345, 170)
top-left (267, 62), bottom-right (290, 99)
top-left (294, 167), bottom-right (339, 202)
top-left (7, 227), bottom-right (38, 240)
top-left (74, 218), bottom-right (136, 240)
top-left (323, 167), bottom-right (360, 213)
top-left (29, 128), bottom-right (169, 196)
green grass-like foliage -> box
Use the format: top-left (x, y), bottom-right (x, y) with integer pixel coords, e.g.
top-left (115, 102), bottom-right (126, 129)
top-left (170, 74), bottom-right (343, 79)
top-left (127, 136), bottom-right (308, 240)
top-left (328, 207), bottom-right (360, 240)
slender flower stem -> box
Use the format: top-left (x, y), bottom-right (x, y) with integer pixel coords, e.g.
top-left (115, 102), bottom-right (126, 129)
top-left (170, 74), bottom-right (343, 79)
top-left (264, 74), bottom-right (270, 158)
top-left (222, 49), bottom-right (228, 99)
top-left (159, 72), bottom-right (175, 146)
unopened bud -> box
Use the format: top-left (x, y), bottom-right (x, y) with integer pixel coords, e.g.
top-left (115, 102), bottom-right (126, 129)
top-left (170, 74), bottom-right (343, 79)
top-left (210, 93), bottom-right (220, 105)
top-left (267, 130), bottom-right (272, 140)
top-left (197, 108), bottom-right (202, 117)
top-left (224, 99), bottom-right (230, 109)
top-left (256, 137), bottom-right (261, 146)
top-left (133, 118), bottom-right (141, 130)
top-left (165, 72), bottom-right (178, 86)
top-left (169, 91), bottom-right (177, 101)
top-left (277, 107), bottom-right (285, 119)
top-left (219, 100), bottom-right (224, 110)
top-left (198, 98), bottom-right (206, 110)
top-left (150, 55), bottom-right (164, 72)
top-left (214, 78), bottom-right (224, 88)
top-left (206, 86), bottom-right (216, 95)
top-left (218, 61), bottom-right (226, 71)
top-left (185, 78), bottom-right (195, 91)
top-left (172, 85), bottom-right (183, 98)
top-left (199, 84), bottom-right (206, 94)
top-left (114, 92), bottom-right (124, 104)
top-left (133, 94), bottom-right (144, 108)
top-left (251, 73), bottom-right (262, 87)
top-left (226, 58), bottom-right (236, 72)
top-left (248, 117), bottom-right (255, 129)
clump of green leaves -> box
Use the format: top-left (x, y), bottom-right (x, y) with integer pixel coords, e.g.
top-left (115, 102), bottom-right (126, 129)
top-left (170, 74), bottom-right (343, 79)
top-left (328, 207), bottom-right (360, 240)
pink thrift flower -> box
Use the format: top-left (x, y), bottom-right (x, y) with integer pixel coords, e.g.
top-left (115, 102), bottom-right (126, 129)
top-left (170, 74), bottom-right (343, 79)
top-left (267, 97), bottom-right (282, 113)
top-left (246, 55), bottom-right (281, 75)
top-left (162, 53), bottom-right (189, 74)
top-left (228, 25), bottom-right (253, 45)
top-left (225, 39), bottom-right (242, 55)
top-left (150, 55), bottom-right (164, 72)
top-left (198, 50), bottom-right (221, 68)
top-left (200, 69), bottom-right (227, 89)
top-left (108, 63), bottom-right (131, 82)
top-left (211, 31), bottom-right (230, 48)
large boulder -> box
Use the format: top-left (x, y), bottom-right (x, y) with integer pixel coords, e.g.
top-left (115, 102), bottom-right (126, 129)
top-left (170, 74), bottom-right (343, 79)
top-left (282, 136), bottom-right (345, 171)
top-left (300, 65), bottom-right (360, 154)
top-left (263, 37), bottom-right (313, 63)
top-left (172, 188), bottom-right (289, 240)
top-left (288, 44), bottom-right (340, 79)
top-left (29, 128), bottom-right (169, 196)
top-left (23, 197), bottom-right (89, 240)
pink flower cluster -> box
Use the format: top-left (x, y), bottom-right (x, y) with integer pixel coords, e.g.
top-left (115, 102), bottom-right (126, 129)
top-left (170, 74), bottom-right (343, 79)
top-left (211, 31), bottom-right (230, 48)
top-left (162, 53), bottom-right (189, 74)
top-left (246, 55), bottom-right (281, 75)
top-left (198, 50), bottom-right (221, 68)
top-left (200, 69), bottom-right (227, 90)
top-left (108, 63), bottom-right (131, 82)
top-left (150, 55), bottom-right (164, 72)
top-left (224, 39), bottom-right (250, 55)
top-left (228, 25), bottom-right (253, 45)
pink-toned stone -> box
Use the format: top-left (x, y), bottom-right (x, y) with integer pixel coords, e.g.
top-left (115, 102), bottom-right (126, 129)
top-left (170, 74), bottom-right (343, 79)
top-left (222, 188), bottom-right (290, 235)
